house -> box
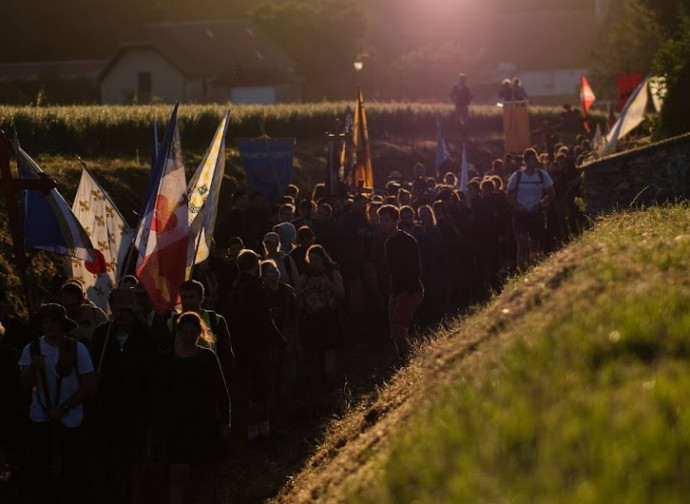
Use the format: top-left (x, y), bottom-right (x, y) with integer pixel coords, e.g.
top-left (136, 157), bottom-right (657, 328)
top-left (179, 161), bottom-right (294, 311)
top-left (100, 19), bottom-right (302, 105)
top-left (486, 1), bottom-right (608, 102)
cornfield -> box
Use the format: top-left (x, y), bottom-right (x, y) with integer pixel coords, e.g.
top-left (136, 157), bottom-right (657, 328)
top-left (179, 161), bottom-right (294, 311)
top-left (0, 103), bottom-right (603, 156)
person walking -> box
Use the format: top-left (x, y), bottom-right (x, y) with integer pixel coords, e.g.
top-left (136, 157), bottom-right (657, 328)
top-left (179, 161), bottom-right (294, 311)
top-left (377, 205), bottom-right (424, 364)
top-left (18, 304), bottom-right (97, 503)
top-left (506, 148), bottom-right (555, 270)
top-left (162, 312), bottom-right (230, 504)
top-left (451, 73), bottom-right (473, 134)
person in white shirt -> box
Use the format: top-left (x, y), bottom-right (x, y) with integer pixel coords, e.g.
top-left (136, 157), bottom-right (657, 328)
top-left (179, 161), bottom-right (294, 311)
top-left (506, 148), bottom-right (556, 270)
top-left (19, 303), bottom-right (96, 502)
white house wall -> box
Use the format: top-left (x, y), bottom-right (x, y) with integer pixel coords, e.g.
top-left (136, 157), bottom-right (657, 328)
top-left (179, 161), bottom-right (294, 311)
top-left (517, 68), bottom-right (587, 98)
top-left (100, 48), bottom-right (187, 104)
top-left (231, 86), bottom-right (277, 105)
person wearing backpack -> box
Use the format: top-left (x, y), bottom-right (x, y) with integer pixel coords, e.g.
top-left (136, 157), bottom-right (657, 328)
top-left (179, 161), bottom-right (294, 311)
top-left (294, 245), bottom-right (346, 390)
top-left (506, 147), bottom-right (556, 271)
top-left (18, 303), bottom-right (97, 503)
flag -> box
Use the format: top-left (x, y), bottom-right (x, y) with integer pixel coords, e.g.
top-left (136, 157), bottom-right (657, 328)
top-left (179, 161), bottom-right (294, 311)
top-left (502, 100), bottom-right (531, 153)
top-left (152, 120), bottom-right (159, 170)
top-left (617, 73), bottom-right (643, 112)
top-left (71, 167), bottom-right (134, 309)
top-left (186, 111), bottom-right (230, 277)
top-left (604, 77), bottom-right (650, 153)
top-left (434, 118), bottom-right (451, 179)
top-left (237, 137), bottom-right (294, 203)
top-left (580, 76), bottom-right (596, 132)
top-left (458, 143), bottom-right (469, 194)
top-left (592, 124), bottom-right (603, 152)
top-left (17, 146), bottom-right (100, 266)
top-left (352, 86), bottom-right (374, 191)
top-left (341, 109), bottom-right (354, 182)
top-left (134, 105), bottom-right (189, 315)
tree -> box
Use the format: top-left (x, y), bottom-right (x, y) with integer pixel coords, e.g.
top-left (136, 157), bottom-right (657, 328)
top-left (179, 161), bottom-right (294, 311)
top-left (590, 0), bottom-right (662, 98)
top-left (251, 0), bottom-right (367, 101)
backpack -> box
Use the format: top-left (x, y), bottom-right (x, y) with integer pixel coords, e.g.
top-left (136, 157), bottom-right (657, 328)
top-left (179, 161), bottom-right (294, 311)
top-left (514, 168), bottom-right (545, 189)
top-left (300, 270), bottom-right (339, 315)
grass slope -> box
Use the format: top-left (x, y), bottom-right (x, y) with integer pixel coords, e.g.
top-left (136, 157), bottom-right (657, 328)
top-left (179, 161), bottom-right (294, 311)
top-left (271, 205), bottom-right (690, 504)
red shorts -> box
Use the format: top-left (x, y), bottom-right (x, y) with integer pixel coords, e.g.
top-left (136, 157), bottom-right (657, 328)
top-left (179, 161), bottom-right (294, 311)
top-left (388, 290), bottom-right (424, 327)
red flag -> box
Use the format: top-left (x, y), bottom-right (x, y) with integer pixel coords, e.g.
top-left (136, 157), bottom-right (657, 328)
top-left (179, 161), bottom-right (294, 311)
top-left (580, 76), bottom-right (596, 132)
top-left (616, 73), bottom-right (643, 112)
top-left (134, 106), bottom-right (189, 315)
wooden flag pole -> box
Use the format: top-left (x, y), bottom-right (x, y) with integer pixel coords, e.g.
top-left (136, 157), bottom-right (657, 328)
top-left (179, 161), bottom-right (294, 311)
top-left (0, 130), bottom-right (57, 313)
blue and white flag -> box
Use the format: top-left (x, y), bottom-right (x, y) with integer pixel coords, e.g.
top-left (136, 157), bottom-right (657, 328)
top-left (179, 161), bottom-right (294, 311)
top-left (458, 143), bottom-right (469, 194)
top-left (434, 118), bottom-right (451, 179)
top-left (17, 147), bottom-right (100, 267)
top-left (237, 137), bottom-right (293, 203)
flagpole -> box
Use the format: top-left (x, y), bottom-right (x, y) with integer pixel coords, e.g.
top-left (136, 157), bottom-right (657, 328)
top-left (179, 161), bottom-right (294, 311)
top-left (0, 131), bottom-right (37, 315)
top-left (187, 220), bottom-right (204, 281)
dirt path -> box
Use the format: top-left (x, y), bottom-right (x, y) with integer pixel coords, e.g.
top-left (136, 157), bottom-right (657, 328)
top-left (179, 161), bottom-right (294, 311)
top-left (216, 313), bottom-right (402, 504)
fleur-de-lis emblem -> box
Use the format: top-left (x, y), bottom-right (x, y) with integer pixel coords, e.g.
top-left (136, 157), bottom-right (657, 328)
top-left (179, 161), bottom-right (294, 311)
top-left (105, 206), bottom-right (115, 218)
top-left (91, 190), bottom-right (104, 201)
top-left (118, 224), bottom-right (126, 236)
top-left (94, 216), bottom-right (105, 227)
top-left (97, 240), bottom-right (107, 249)
top-left (78, 200), bottom-right (90, 212)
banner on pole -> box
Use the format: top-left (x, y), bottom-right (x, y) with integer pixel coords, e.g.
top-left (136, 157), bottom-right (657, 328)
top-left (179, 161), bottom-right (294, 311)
top-left (502, 100), bottom-right (531, 154)
top-left (237, 137), bottom-right (293, 203)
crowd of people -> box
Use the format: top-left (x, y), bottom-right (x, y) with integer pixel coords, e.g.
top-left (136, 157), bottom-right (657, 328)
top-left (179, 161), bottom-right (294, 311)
top-left (0, 137), bottom-right (593, 503)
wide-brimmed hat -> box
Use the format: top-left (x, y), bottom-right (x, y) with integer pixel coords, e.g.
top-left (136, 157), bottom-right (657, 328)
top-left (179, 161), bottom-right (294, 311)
top-left (109, 288), bottom-right (141, 312)
top-left (35, 303), bottom-right (78, 332)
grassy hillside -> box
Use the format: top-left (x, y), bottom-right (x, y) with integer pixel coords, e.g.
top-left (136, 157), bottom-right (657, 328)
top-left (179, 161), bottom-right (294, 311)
top-left (271, 205), bottom-right (690, 504)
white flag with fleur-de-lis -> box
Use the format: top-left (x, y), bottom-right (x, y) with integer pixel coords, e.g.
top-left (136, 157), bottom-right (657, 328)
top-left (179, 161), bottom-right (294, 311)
top-left (71, 168), bottom-right (133, 310)
top-left (186, 111), bottom-right (230, 278)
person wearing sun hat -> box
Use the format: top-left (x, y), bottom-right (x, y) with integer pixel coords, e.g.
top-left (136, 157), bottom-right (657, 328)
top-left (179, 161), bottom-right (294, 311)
top-left (90, 288), bottom-right (159, 504)
top-left (18, 303), bottom-right (97, 502)
top-left (58, 279), bottom-right (108, 347)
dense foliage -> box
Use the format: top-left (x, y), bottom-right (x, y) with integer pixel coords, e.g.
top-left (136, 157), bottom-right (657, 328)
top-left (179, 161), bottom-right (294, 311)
top-left (593, 0), bottom-right (690, 135)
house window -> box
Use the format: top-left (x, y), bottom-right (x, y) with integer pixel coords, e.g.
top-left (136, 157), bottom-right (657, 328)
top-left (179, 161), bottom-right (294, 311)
top-left (137, 72), bottom-right (152, 102)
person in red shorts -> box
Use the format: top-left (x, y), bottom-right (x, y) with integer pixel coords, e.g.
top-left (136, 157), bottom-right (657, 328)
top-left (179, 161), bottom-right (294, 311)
top-left (377, 205), bottom-right (424, 364)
